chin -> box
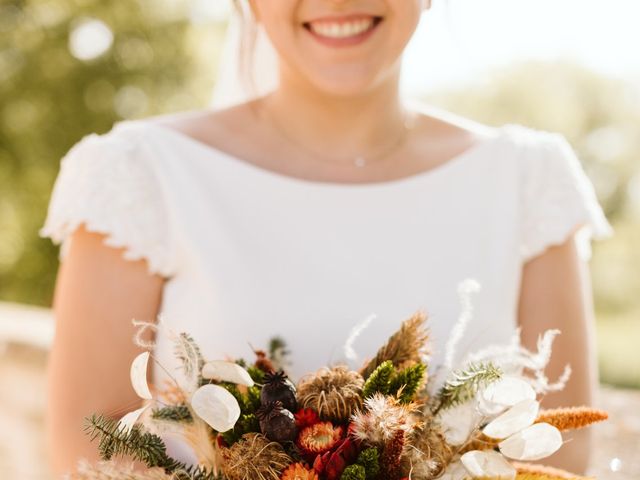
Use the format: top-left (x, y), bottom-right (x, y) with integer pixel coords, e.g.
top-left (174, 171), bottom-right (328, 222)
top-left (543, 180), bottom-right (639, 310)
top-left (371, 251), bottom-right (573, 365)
top-left (302, 66), bottom-right (391, 98)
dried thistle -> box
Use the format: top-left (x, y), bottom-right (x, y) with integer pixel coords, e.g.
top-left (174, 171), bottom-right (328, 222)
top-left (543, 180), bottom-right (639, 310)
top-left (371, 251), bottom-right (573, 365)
top-left (220, 432), bottom-right (292, 480)
top-left (400, 413), bottom-right (454, 479)
top-left (296, 365), bottom-right (364, 422)
top-left (534, 406), bottom-right (609, 431)
top-left (350, 393), bottom-right (420, 447)
top-left (360, 310), bottom-right (429, 379)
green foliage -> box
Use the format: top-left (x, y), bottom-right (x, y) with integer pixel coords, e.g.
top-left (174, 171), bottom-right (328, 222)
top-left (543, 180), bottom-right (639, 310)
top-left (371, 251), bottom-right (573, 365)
top-left (247, 365), bottom-right (267, 384)
top-left (340, 464), bottom-right (366, 480)
top-left (362, 360), bottom-right (394, 398)
top-left (221, 413), bottom-right (260, 446)
top-left (356, 447), bottom-right (380, 479)
top-left (388, 363), bottom-right (427, 404)
top-left (435, 362), bottom-right (502, 413)
top-left (151, 404), bottom-right (192, 423)
top-left (83, 413), bottom-right (218, 479)
top-left (213, 366), bottom-right (263, 445)
top-left (362, 360), bottom-right (426, 403)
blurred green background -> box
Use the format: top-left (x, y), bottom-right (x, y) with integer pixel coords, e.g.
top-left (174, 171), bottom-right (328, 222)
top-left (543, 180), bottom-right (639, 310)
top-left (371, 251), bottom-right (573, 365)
top-left (1, 0), bottom-right (638, 393)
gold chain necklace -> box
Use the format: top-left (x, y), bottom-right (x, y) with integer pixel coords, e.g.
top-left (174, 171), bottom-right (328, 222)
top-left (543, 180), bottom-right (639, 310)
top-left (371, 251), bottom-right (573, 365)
top-left (258, 104), bottom-right (417, 168)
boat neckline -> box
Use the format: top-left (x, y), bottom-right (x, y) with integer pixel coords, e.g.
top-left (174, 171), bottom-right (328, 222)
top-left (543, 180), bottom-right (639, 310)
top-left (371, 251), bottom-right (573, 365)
top-left (117, 119), bottom-right (511, 189)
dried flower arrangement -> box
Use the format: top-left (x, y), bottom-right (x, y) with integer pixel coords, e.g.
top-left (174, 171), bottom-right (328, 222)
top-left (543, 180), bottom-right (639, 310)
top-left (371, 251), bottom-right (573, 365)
top-left (72, 281), bottom-right (608, 480)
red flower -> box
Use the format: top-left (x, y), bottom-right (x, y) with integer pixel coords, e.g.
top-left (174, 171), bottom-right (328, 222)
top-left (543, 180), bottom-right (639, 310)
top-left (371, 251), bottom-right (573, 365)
top-left (216, 435), bottom-right (228, 449)
top-left (295, 408), bottom-right (321, 429)
top-left (313, 437), bottom-right (359, 480)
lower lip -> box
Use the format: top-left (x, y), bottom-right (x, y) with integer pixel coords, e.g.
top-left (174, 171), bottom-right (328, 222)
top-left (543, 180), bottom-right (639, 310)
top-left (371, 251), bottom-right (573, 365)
top-left (304, 19), bottom-right (382, 48)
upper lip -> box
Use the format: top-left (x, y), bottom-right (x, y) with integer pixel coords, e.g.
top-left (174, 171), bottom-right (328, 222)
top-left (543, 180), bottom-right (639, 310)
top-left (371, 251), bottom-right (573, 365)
top-left (303, 14), bottom-right (383, 25)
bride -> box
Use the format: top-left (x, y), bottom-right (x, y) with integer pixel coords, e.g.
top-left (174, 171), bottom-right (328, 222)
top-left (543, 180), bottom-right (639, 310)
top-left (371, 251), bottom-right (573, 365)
top-left (39, 0), bottom-right (612, 476)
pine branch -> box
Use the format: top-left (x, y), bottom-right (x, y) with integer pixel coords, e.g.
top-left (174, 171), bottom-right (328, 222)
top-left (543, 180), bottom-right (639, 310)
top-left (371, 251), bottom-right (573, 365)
top-left (435, 362), bottom-right (502, 414)
top-left (83, 414), bottom-right (218, 479)
top-left (151, 405), bottom-right (193, 423)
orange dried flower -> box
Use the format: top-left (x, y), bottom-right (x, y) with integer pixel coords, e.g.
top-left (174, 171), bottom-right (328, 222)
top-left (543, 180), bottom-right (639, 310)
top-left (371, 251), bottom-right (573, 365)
top-left (534, 406), bottom-right (609, 431)
top-left (297, 421), bottom-right (344, 457)
top-left (280, 463), bottom-right (319, 480)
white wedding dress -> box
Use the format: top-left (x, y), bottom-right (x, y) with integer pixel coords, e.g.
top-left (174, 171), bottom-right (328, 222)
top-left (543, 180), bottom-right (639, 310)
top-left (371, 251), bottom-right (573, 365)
top-left (38, 116), bottom-right (613, 464)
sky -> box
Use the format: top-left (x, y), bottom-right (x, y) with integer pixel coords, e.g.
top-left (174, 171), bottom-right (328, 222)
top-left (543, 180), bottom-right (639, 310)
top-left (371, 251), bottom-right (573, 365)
top-left (200, 0), bottom-right (640, 95)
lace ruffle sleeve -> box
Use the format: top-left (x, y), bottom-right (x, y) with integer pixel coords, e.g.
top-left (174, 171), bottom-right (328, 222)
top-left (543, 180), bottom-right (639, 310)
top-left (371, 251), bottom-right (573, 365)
top-left (516, 126), bottom-right (614, 263)
top-left (38, 127), bottom-right (178, 278)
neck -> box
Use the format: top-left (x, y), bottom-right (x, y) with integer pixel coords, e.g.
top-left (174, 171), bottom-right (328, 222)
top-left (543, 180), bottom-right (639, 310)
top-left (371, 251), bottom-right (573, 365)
top-left (258, 63), bottom-right (409, 162)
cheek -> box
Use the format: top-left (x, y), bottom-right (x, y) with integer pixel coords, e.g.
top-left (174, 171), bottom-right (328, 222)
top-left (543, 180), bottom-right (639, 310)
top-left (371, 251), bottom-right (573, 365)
top-left (256, 5), bottom-right (303, 63)
top-left (389, 2), bottom-right (423, 48)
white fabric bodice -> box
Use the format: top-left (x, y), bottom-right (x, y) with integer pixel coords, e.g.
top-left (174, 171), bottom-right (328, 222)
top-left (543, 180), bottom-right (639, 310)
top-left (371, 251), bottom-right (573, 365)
top-left (39, 117), bottom-right (613, 465)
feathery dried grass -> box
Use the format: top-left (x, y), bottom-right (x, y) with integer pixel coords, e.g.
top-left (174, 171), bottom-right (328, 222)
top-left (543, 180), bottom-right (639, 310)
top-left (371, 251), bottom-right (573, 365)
top-left (534, 406), bottom-right (609, 431)
top-left (68, 459), bottom-right (173, 480)
top-left (400, 413), bottom-right (454, 479)
top-left (511, 461), bottom-right (596, 479)
top-left (181, 415), bottom-right (223, 471)
top-left (350, 393), bottom-right (421, 447)
top-left (360, 310), bottom-right (429, 379)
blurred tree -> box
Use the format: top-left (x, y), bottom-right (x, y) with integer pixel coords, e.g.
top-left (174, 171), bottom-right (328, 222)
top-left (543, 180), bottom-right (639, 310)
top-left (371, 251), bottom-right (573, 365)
top-left (0, 0), bottom-right (225, 305)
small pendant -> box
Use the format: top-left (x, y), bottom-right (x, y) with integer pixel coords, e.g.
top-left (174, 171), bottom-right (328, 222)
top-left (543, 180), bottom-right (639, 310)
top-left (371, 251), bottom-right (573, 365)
top-left (354, 156), bottom-right (366, 168)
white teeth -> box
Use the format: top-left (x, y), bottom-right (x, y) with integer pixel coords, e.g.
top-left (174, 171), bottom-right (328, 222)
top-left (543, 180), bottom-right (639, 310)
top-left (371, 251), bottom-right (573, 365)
top-left (309, 18), bottom-right (375, 39)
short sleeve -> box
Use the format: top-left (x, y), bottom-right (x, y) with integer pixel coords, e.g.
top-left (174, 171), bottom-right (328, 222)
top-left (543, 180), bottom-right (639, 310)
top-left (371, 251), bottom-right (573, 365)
top-left (38, 127), bottom-right (178, 278)
top-left (515, 126), bottom-right (614, 263)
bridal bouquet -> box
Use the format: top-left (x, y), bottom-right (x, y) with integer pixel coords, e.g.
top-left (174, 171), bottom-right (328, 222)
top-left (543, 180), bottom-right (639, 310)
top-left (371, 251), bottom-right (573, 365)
top-left (73, 282), bottom-right (608, 480)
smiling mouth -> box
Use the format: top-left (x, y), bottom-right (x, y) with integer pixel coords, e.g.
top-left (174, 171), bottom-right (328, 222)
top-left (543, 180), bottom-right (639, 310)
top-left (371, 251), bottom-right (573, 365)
top-left (302, 16), bottom-right (384, 40)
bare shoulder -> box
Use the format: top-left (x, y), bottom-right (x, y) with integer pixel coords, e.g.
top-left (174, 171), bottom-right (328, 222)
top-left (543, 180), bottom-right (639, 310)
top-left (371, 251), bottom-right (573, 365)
top-left (406, 103), bottom-right (501, 165)
top-left (410, 102), bottom-right (499, 143)
top-left (142, 101), bottom-right (259, 149)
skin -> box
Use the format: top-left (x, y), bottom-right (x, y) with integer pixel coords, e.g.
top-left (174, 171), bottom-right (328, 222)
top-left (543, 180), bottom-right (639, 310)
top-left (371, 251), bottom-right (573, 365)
top-left (46, 0), bottom-right (596, 475)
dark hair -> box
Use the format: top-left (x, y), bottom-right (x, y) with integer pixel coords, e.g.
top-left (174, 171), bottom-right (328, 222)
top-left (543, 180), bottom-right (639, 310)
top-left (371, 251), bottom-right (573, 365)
top-left (231, 0), bottom-right (260, 100)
